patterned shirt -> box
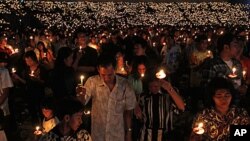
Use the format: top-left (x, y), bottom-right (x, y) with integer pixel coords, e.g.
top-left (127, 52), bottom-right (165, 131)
top-left (84, 75), bottom-right (136, 141)
top-left (201, 57), bottom-right (243, 87)
top-left (192, 106), bottom-right (250, 141)
top-left (39, 126), bottom-right (92, 141)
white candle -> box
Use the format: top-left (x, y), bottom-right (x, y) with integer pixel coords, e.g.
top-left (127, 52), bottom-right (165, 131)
top-left (14, 48), bottom-right (19, 53)
top-left (80, 75), bottom-right (84, 85)
top-left (156, 69), bottom-right (166, 79)
top-left (243, 70), bottom-right (247, 80)
top-left (208, 38), bottom-right (211, 42)
top-left (30, 71), bottom-right (34, 77)
top-left (232, 67), bottom-right (236, 75)
top-left (12, 68), bottom-right (16, 73)
top-left (141, 73), bottom-right (145, 78)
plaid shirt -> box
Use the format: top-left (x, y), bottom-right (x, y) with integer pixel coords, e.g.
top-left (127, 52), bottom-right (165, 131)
top-left (201, 57), bottom-right (243, 87)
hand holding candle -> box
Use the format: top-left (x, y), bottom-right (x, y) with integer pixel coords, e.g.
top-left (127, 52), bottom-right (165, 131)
top-left (228, 67), bottom-right (237, 78)
top-left (193, 122), bottom-right (205, 135)
top-left (34, 126), bottom-right (42, 135)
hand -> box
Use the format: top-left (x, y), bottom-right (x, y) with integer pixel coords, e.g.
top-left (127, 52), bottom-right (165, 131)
top-left (134, 105), bottom-right (142, 120)
top-left (159, 79), bottom-right (174, 92)
top-left (76, 84), bottom-right (86, 97)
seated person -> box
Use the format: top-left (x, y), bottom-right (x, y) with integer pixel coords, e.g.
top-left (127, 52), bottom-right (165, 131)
top-left (39, 97), bottom-right (92, 141)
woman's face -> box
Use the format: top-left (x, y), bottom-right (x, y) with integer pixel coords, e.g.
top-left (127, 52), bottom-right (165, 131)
top-left (213, 89), bottom-right (232, 111)
top-left (64, 53), bottom-right (73, 67)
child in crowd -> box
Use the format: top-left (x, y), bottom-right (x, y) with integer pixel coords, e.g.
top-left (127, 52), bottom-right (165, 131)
top-left (40, 97), bottom-right (59, 134)
top-left (39, 97), bottom-right (92, 141)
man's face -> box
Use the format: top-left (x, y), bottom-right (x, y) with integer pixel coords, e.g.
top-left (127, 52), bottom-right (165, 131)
top-left (77, 33), bottom-right (87, 45)
top-left (149, 80), bottom-right (161, 94)
top-left (69, 112), bottom-right (83, 131)
top-left (98, 65), bottom-right (115, 84)
top-left (229, 38), bottom-right (240, 58)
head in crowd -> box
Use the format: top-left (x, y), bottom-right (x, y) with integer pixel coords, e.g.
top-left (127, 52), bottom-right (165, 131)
top-left (57, 97), bottom-right (84, 131)
top-left (133, 36), bottom-right (148, 56)
top-left (97, 54), bottom-right (116, 84)
top-left (217, 33), bottom-right (239, 58)
top-left (55, 47), bottom-right (73, 68)
top-left (206, 77), bottom-right (236, 109)
top-left (40, 97), bottom-right (56, 120)
top-left (24, 50), bottom-right (39, 66)
top-left (195, 34), bottom-right (208, 52)
top-left (36, 41), bottom-right (47, 52)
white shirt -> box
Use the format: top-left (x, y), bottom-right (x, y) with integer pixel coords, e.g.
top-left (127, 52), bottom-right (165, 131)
top-left (84, 75), bottom-right (136, 141)
top-left (0, 67), bottom-right (13, 116)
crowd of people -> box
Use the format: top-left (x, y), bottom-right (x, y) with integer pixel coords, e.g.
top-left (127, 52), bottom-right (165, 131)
top-left (0, 25), bottom-right (249, 141)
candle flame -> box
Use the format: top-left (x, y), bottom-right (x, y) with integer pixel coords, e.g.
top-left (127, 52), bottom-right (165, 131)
top-left (36, 126), bottom-right (40, 131)
top-left (156, 69), bottom-right (166, 79)
top-left (232, 67), bottom-right (236, 74)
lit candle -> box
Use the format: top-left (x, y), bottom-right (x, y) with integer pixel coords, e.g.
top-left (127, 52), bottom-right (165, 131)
top-left (153, 42), bottom-right (156, 47)
top-left (228, 67), bottom-right (237, 78)
top-left (141, 73), bottom-right (145, 78)
top-left (14, 48), bottom-right (19, 53)
top-left (156, 69), bottom-right (166, 79)
top-left (12, 68), bottom-right (16, 73)
top-left (163, 42), bottom-right (166, 46)
top-left (243, 70), bottom-right (247, 80)
top-left (207, 38), bottom-right (211, 42)
top-left (207, 50), bottom-right (211, 57)
top-left (220, 31), bottom-right (224, 35)
top-left (193, 122), bottom-right (205, 135)
top-left (30, 36), bottom-right (33, 40)
top-left (44, 53), bottom-right (47, 58)
top-left (34, 126), bottom-right (42, 135)
top-left (84, 110), bottom-right (91, 115)
top-left (80, 75), bottom-right (84, 85)
top-left (232, 67), bottom-right (236, 75)
top-left (30, 70), bottom-right (34, 77)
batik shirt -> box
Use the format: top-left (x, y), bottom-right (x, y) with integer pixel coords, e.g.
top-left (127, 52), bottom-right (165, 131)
top-left (84, 75), bottom-right (136, 141)
top-left (39, 126), bottom-right (92, 141)
top-left (192, 106), bottom-right (250, 141)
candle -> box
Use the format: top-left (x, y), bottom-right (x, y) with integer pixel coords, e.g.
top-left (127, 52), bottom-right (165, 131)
top-left (34, 126), bottom-right (42, 135)
top-left (12, 68), bottom-right (16, 73)
top-left (84, 110), bottom-right (91, 115)
top-left (163, 42), bottom-right (166, 46)
top-left (153, 42), bottom-right (156, 47)
top-left (30, 36), bottom-right (33, 40)
top-left (14, 48), bottom-right (19, 53)
top-left (156, 69), bottom-right (166, 79)
top-left (44, 53), bottom-right (47, 58)
top-left (207, 50), bottom-right (211, 57)
top-left (141, 73), bottom-right (145, 78)
top-left (80, 75), bottom-right (84, 85)
top-left (243, 70), bottom-right (247, 80)
top-left (232, 67), bottom-right (236, 75)
top-left (193, 122), bottom-right (205, 135)
top-left (228, 67), bottom-right (237, 78)
top-left (207, 38), bottom-right (211, 42)
top-left (30, 70), bottom-right (34, 77)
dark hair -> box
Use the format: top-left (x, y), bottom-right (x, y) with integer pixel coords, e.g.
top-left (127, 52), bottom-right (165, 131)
top-left (55, 47), bottom-right (73, 68)
top-left (217, 33), bottom-right (236, 54)
top-left (56, 97), bottom-right (84, 120)
top-left (195, 34), bottom-right (208, 43)
top-left (40, 97), bottom-right (55, 111)
top-left (36, 41), bottom-right (47, 52)
top-left (205, 77), bottom-right (236, 108)
top-left (24, 50), bottom-right (38, 62)
top-left (97, 53), bottom-right (116, 69)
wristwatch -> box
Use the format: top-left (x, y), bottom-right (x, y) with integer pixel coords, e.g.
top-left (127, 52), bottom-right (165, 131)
top-left (127, 128), bottom-right (132, 132)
